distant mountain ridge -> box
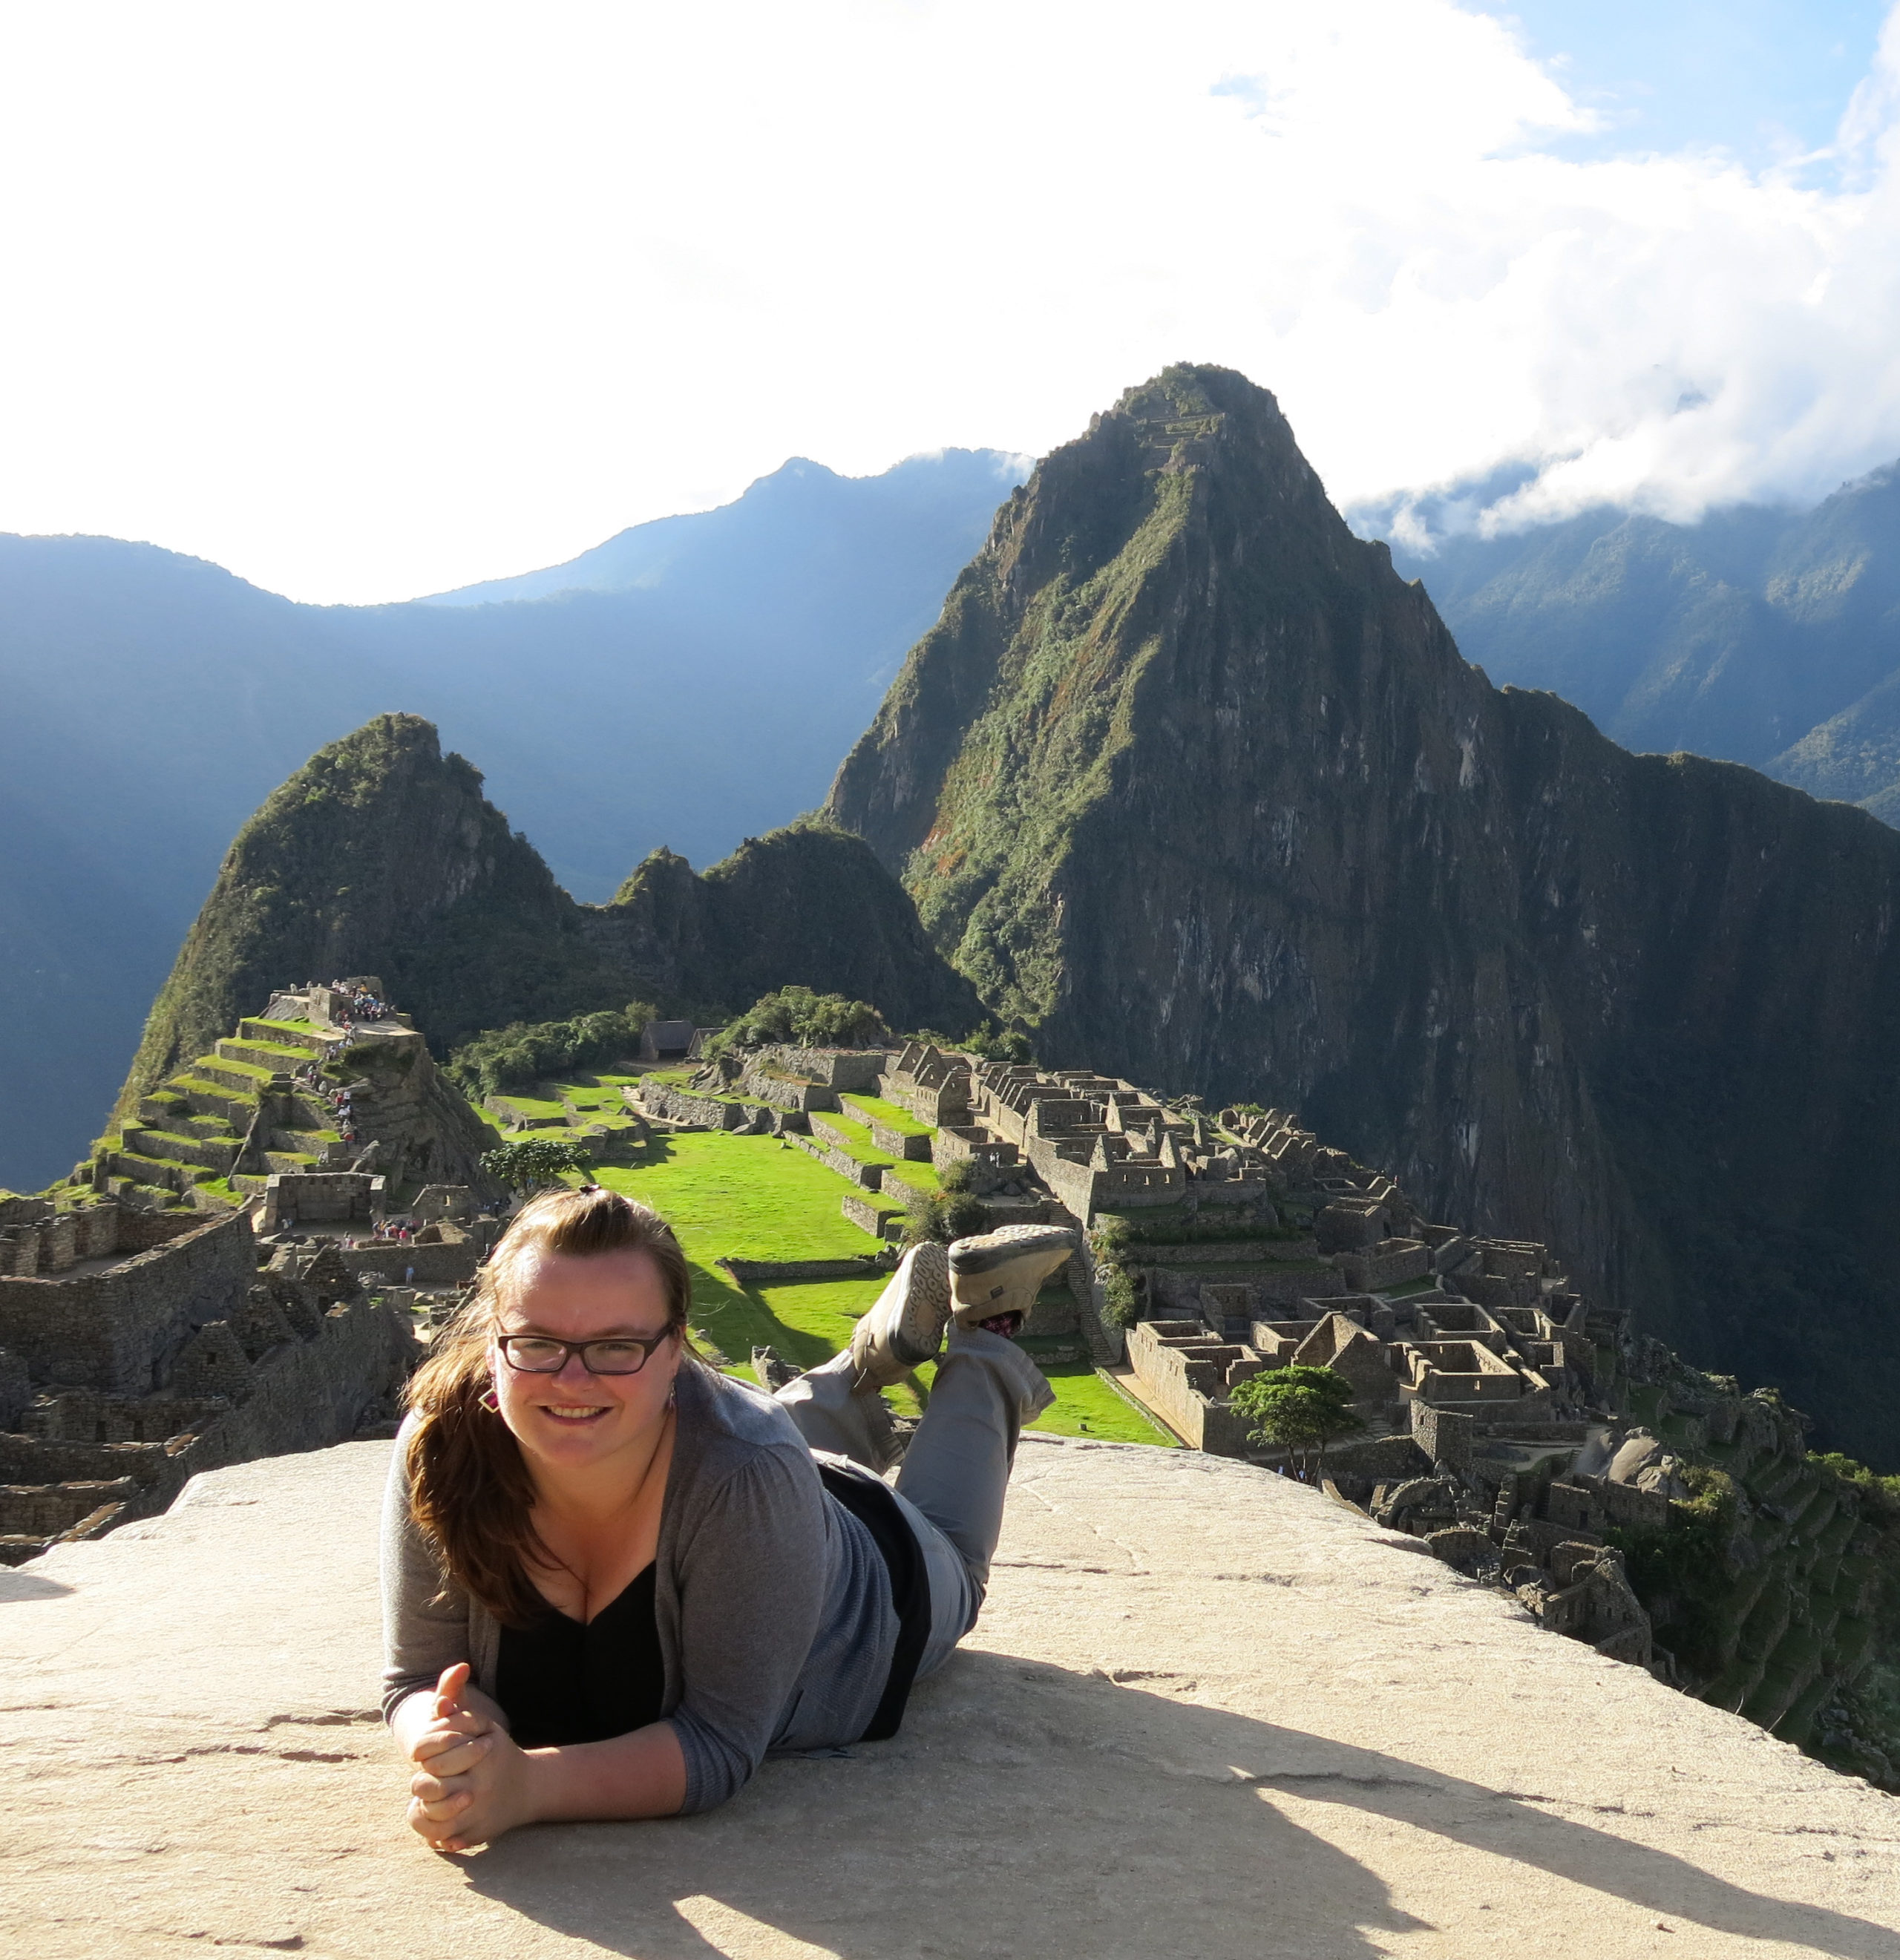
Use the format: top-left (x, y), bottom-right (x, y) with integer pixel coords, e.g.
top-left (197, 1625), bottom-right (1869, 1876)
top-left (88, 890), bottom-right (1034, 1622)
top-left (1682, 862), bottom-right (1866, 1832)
top-left (0, 450), bottom-right (1023, 1190)
top-left (1375, 464), bottom-right (1900, 820)
top-left (423, 450), bottom-right (1025, 609)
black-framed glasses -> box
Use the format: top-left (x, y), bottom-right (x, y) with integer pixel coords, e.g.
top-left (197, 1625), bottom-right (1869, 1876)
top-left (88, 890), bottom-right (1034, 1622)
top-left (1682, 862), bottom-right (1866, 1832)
top-left (494, 1331), bottom-right (674, 1377)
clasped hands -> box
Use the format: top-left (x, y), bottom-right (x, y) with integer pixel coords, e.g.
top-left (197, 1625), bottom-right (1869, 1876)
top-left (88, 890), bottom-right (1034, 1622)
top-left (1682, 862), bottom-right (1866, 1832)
top-left (403, 1662), bottom-right (535, 1852)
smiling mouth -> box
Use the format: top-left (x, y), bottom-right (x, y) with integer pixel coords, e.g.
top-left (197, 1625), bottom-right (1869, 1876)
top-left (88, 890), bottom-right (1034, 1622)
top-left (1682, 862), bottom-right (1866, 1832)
top-left (539, 1404), bottom-right (610, 1423)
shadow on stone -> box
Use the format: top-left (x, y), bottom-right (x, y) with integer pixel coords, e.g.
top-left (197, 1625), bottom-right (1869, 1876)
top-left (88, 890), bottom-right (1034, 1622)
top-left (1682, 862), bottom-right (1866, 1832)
top-left (446, 1651), bottom-right (1899, 1959)
top-left (0, 1570), bottom-right (73, 1603)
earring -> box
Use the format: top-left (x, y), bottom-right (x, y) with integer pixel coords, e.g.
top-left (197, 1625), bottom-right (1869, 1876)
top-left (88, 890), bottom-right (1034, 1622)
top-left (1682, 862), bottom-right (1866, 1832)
top-left (667, 1380), bottom-right (677, 1410)
top-left (479, 1387), bottom-right (499, 1412)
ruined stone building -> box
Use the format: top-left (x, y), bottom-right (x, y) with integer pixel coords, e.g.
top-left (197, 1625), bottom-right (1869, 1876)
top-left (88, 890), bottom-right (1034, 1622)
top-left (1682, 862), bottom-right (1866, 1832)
top-left (0, 979), bottom-right (508, 1564)
top-left (863, 1049), bottom-right (1884, 1748)
top-left (0, 1202), bottom-right (413, 1564)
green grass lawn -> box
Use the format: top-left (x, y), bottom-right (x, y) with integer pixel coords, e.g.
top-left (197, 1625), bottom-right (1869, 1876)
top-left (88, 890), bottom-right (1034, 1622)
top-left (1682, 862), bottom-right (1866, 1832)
top-left (589, 1131), bottom-right (1170, 1446)
top-left (594, 1132), bottom-right (889, 1266)
top-left (491, 1092), bottom-right (569, 1120)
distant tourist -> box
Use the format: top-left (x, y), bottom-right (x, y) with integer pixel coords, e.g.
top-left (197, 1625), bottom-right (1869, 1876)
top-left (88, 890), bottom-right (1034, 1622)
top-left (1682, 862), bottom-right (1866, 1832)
top-left (381, 1185), bottom-right (1073, 1847)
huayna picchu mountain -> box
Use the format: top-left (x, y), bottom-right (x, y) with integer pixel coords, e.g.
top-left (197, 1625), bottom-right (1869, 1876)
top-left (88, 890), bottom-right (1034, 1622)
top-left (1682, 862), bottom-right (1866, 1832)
top-left (115, 713), bottom-right (978, 1129)
top-left (828, 364), bottom-right (1900, 1469)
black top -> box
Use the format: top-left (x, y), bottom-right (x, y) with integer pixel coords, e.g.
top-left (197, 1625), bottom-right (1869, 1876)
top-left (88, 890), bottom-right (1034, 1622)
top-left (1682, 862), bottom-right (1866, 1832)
top-left (491, 1466), bottom-right (932, 1753)
top-left (494, 1562), bottom-right (666, 1748)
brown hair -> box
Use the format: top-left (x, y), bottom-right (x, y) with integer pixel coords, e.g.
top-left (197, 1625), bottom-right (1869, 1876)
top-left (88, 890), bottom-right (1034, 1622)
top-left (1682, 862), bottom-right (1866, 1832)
top-left (402, 1184), bottom-right (696, 1625)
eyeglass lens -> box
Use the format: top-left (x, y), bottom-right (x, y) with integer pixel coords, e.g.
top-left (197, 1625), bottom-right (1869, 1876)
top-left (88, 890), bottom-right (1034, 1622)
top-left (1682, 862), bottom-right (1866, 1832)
top-left (499, 1336), bottom-right (655, 1375)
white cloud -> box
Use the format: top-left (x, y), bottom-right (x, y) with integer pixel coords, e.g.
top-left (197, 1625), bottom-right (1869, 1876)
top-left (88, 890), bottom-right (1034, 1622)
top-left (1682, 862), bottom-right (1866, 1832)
top-left (0, 1), bottom-right (1898, 597)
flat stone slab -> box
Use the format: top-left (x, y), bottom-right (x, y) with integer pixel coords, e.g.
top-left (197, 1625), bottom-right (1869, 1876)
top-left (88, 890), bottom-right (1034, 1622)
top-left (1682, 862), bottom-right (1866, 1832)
top-left (4, 1435), bottom-right (1898, 1958)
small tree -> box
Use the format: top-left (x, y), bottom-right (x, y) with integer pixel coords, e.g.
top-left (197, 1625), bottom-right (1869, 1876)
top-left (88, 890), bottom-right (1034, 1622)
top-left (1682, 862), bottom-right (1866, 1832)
top-left (480, 1137), bottom-right (594, 1194)
top-left (707, 986), bottom-right (889, 1057)
top-left (900, 1180), bottom-right (988, 1248)
top-left (1229, 1365), bottom-right (1364, 1480)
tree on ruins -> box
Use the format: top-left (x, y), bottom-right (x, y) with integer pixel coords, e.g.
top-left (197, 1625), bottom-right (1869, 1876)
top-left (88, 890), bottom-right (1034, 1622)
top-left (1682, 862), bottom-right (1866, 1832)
top-left (480, 1137), bottom-right (594, 1193)
top-left (1229, 1365), bottom-right (1363, 1480)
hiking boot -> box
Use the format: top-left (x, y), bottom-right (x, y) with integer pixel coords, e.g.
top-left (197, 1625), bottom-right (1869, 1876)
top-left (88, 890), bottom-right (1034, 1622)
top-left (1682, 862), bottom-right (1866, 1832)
top-left (847, 1241), bottom-right (951, 1393)
top-left (948, 1224), bottom-right (1077, 1330)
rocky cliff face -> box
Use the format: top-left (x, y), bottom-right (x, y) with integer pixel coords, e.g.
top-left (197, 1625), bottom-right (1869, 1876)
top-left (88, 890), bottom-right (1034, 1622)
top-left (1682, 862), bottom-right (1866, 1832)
top-left (828, 366), bottom-right (1900, 1466)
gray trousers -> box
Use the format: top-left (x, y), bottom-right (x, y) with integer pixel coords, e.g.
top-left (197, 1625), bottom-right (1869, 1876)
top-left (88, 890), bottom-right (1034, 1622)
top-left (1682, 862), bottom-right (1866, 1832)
top-left (773, 1326), bottom-right (1053, 1679)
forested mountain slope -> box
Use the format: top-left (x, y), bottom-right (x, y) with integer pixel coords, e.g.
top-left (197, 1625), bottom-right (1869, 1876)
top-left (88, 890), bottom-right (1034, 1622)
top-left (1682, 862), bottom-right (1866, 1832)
top-left (830, 364), bottom-right (1900, 1467)
top-left (115, 714), bottom-right (977, 1122)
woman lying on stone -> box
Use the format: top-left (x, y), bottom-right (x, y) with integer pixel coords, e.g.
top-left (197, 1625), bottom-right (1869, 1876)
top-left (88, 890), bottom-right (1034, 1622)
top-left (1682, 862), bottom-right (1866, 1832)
top-left (382, 1184), bottom-right (1074, 1848)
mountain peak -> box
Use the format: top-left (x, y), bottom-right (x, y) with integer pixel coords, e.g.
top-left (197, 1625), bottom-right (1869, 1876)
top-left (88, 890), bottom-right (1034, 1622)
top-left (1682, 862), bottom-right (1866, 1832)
top-left (828, 364), bottom-right (1900, 1466)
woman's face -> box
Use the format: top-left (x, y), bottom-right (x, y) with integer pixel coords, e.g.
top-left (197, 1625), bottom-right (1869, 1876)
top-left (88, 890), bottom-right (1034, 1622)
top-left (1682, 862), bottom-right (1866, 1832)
top-left (489, 1246), bottom-right (681, 1477)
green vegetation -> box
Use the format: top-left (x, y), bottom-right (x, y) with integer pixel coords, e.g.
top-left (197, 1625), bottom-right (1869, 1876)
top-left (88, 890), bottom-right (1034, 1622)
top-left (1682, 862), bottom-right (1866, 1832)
top-left (1028, 1363), bottom-right (1176, 1443)
top-left (1605, 1466), bottom-right (1741, 1682)
top-left (707, 986), bottom-right (889, 1058)
top-left (905, 1021), bottom-right (1035, 1063)
top-left (1230, 1365), bottom-right (1364, 1475)
top-left (112, 714), bottom-right (640, 1121)
top-left (898, 1178), bottom-right (986, 1248)
top-left (481, 1137), bottom-right (594, 1192)
top-left (592, 1133), bottom-right (894, 1266)
top-left (838, 1092), bottom-right (931, 1136)
top-left (448, 1004), bottom-right (657, 1098)
top-left (586, 1128), bottom-right (1169, 1447)
top-left (1096, 1206), bottom-right (1302, 1247)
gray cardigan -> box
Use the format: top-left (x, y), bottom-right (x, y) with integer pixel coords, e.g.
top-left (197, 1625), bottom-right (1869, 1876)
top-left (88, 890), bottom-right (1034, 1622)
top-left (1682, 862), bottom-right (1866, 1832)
top-left (380, 1360), bottom-right (898, 1814)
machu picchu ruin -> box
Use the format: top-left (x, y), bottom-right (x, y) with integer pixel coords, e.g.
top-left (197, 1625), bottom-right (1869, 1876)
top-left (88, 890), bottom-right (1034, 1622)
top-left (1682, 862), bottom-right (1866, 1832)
top-left (13, 951), bottom-right (1900, 1780)
top-left (0, 977), bottom-right (508, 1565)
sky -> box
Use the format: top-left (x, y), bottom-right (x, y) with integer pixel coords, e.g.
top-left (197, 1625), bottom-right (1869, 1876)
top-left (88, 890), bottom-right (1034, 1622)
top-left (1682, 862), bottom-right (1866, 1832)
top-left (1, 1), bottom-right (1900, 600)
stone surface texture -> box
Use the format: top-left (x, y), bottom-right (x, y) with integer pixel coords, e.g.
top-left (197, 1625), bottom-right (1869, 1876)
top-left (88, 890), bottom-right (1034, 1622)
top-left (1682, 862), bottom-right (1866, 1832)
top-left (4, 1435), bottom-right (1897, 1959)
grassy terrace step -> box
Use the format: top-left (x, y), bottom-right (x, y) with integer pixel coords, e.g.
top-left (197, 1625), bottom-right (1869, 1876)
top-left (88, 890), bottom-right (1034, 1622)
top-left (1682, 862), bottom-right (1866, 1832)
top-left (1792, 1483), bottom-right (1841, 1542)
top-left (808, 1112), bottom-right (894, 1169)
top-left (1833, 1613), bottom-right (1876, 1671)
top-left (166, 1074), bottom-right (249, 1121)
top-left (114, 1151), bottom-right (184, 1189)
top-left (1775, 1672), bottom-right (1837, 1746)
top-left (215, 1037), bottom-right (321, 1072)
top-left (1705, 1652), bottom-right (1766, 1712)
top-left (194, 1054), bottom-right (272, 1092)
top-left (238, 1017), bottom-right (329, 1054)
top-left (837, 1092), bottom-right (933, 1137)
top-left (1747, 1457), bottom-right (1813, 1505)
top-left (120, 1128), bottom-right (240, 1173)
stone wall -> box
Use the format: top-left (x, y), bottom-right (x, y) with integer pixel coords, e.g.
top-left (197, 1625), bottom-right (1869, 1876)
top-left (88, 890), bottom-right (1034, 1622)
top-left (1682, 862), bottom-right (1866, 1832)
top-left (0, 1212), bottom-right (257, 1393)
top-left (840, 1193), bottom-right (902, 1242)
top-left (1123, 1320), bottom-right (1255, 1455)
top-left (341, 1239), bottom-right (482, 1288)
top-left (715, 1254), bottom-right (892, 1283)
top-left (787, 1129), bottom-right (888, 1190)
top-left (261, 1172), bottom-right (385, 1232)
top-left (640, 1082), bottom-right (748, 1130)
